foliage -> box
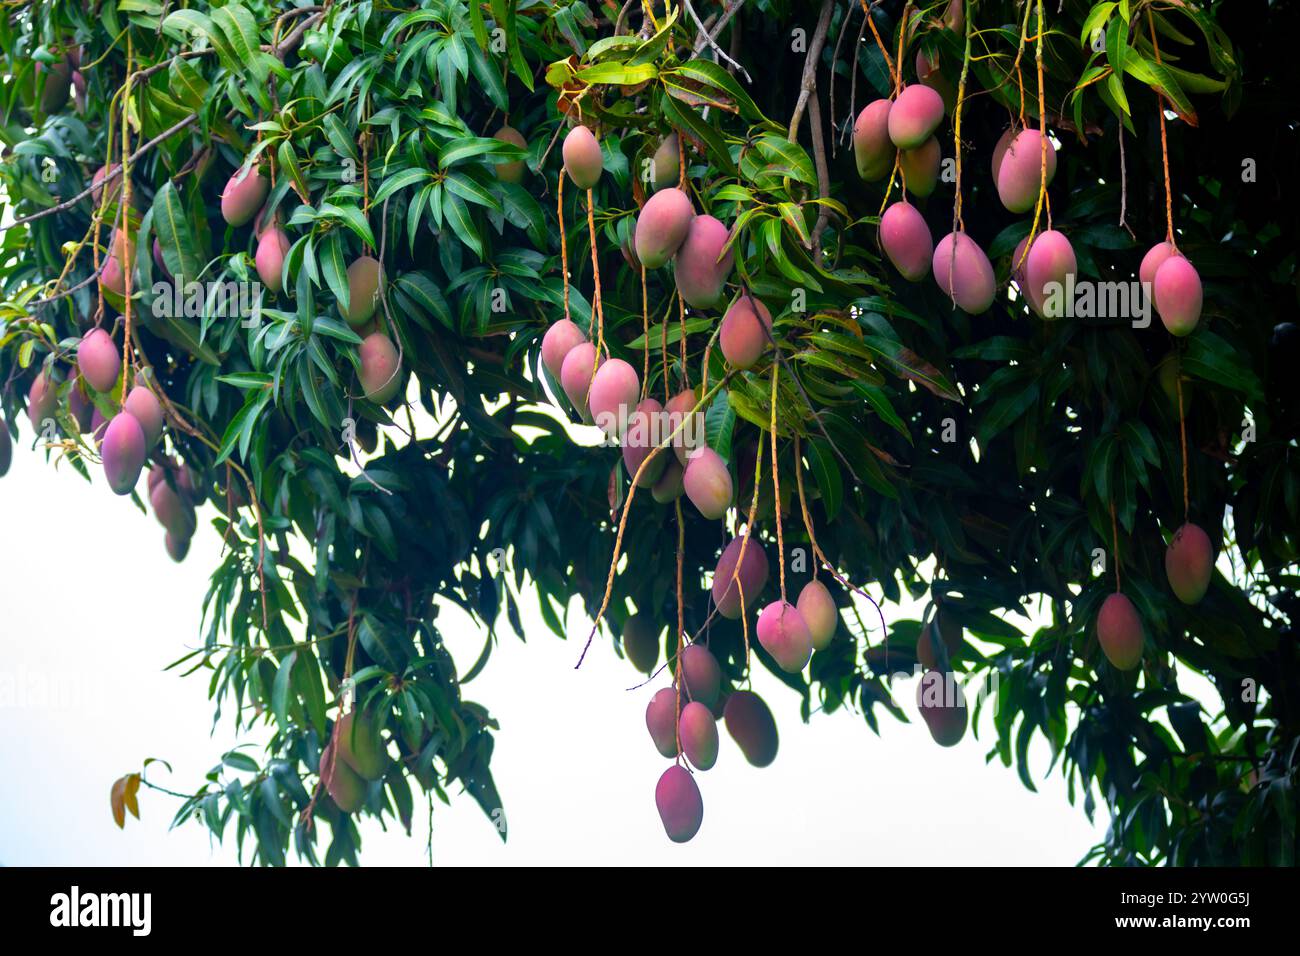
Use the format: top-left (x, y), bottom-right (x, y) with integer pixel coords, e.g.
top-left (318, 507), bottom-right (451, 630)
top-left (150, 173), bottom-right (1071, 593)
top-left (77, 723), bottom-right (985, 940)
top-left (1, 0), bottom-right (1296, 866)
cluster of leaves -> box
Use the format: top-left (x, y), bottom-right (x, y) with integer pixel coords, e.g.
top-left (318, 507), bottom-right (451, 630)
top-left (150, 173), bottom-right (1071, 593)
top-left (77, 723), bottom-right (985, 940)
top-left (0, 1), bottom-right (1296, 865)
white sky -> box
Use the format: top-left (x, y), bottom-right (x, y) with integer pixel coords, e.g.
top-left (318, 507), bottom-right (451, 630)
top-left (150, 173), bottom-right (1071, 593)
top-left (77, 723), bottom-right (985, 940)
top-left (0, 433), bottom-right (1106, 865)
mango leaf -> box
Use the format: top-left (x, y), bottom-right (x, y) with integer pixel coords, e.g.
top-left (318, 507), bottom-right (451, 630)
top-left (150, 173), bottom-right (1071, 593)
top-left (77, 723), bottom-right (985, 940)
top-left (151, 181), bottom-right (203, 281)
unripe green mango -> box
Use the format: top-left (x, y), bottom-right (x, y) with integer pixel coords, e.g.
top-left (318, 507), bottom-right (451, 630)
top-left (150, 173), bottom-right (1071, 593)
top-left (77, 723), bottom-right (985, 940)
top-left (321, 741), bottom-right (367, 813)
top-left (336, 709), bottom-right (389, 781)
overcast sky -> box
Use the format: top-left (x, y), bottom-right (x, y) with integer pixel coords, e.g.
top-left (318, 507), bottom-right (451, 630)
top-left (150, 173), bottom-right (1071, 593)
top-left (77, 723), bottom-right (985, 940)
top-left (0, 430), bottom-right (1109, 866)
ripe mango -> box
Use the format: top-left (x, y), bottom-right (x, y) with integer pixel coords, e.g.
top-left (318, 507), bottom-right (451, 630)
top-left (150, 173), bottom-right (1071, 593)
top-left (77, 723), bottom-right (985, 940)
top-left (711, 535), bottom-right (769, 619)
top-left (757, 600), bottom-right (812, 673)
top-left (541, 318), bottom-right (587, 379)
top-left (723, 690), bottom-right (778, 767)
top-left (1024, 229), bottom-right (1077, 319)
top-left (655, 765), bottom-right (703, 843)
top-left (673, 215), bottom-right (733, 309)
top-left (255, 227), bottom-right (291, 294)
top-left (588, 358), bottom-right (640, 439)
top-left (719, 294), bottom-right (772, 370)
top-left (27, 371), bottom-right (56, 430)
top-left (220, 164), bottom-right (269, 227)
top-left (683, 446), bottom-right (733, 519)
top-left (1097, 592), bottom-right (1144, 671)
top-left (562, 125), bottom-right (603, 190)
top-left (681, 644), bottom-right (721, 709)
top-left (1165, 522), bottom-right (1213, 605)
top-left (680, 701), bottom-right (718, 771)
top-left (77, 328), bottom-right (120, 393)
top-left (880, 201), bottom-right (933, 282)
top-left (635, 187), bottom-right (694, 269)
top-left (1153, 255), bottom-right (1203, 337)
top-left (102, 412), bottom-right (146, 495)
top-left (888, 84), bottom-right (945, 149)
top-left (995, 129), bottom-right (1056, 214)
top-left (359, 332), bottom-right (402, 404)
top-left (853, 99), bottom-right (895, 181)
top-left (933, 231), bottom-right (995, 313)
top-left (796, 579), bottom-right (838, 651)
top-left (124, 385), bottom-right (163, 449)
top-left (646, 687), bottom-right (679, 758)
top-left (622, 398), bottom-right (668, 488)
top-left (559, 341), bottom-right (599, 417)
top-left (916, 669), bottom-right (967, 746)
top-left (1139, 240), bottom-right (1175, 287)
top-left (665, 388), bottom-right (705, 465)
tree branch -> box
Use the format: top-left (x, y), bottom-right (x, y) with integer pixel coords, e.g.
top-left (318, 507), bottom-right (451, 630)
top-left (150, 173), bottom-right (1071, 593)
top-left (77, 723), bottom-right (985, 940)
top-left (686, 0), bottom-right (750, 80)
top-left (786, 0), bottom-right (835, 139)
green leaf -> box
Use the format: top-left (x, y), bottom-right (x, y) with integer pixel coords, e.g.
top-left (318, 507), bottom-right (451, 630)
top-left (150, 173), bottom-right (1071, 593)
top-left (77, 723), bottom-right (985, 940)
top-left (319, 231), bottom-right (351, 313)
top-left (670, 59), bottom-right (764, 121)
top-left (442, 193), bottom-right (483, 258)
top-left (805, 438), bottom-right (843, 521)
top-left (271, 651), bottom-right (298, 733)
top-left (373, 167), bottom-right (432, 204)
top-left (1183, 331), bottom-right (1264, 401)
top-left (151, 180), bottom-right (203, 282)
top-left (317, 204), bottom-right (376, 249)
top-left (576, 61), bottom-right (658, 85)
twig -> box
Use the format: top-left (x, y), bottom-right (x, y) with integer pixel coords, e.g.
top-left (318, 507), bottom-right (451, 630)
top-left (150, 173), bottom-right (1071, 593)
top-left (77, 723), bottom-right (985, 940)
top-left (11, 112), bottom-right (200, 229)
top-left (787, 1), bottom-right (835, 139)
top-left (691, 0), bottom-right (748, 58)
top-left (828, 0), bottom-right (859, 158)
top-left (575, 373), bottom-right (735, 669)
top-left (684, 0), bottom-right (751, 82)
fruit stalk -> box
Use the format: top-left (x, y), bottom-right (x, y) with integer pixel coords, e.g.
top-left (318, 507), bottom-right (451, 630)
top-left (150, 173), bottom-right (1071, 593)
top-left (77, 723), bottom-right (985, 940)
top-left (673, 499), bottom-right (685, 762)
top-left (769, 361), bottom-right (787, 603)
top-left (640, 263), bottom-right (649, 400)
top-left (949, 0), bottom-right (974, 250)
top-left (1177, 360), bottom-right (1189, 521)
top-left (858, 0), bottom-right (896, 78)
top-left (575, 372), bottom-right (734, 668)
top-left (558, 173), bottom-right (571, 324)
top-left (1148, 8), bottom-right (1177, 248)
top-left (793, 433), bottom-right (888, 645)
